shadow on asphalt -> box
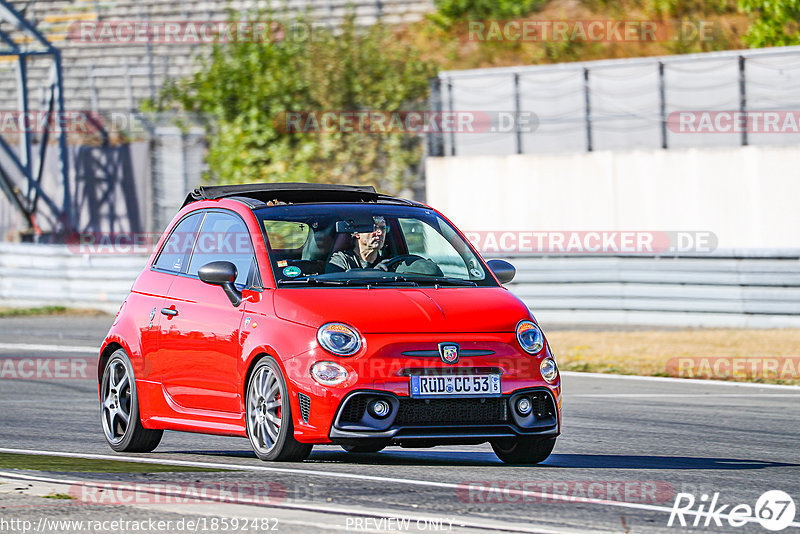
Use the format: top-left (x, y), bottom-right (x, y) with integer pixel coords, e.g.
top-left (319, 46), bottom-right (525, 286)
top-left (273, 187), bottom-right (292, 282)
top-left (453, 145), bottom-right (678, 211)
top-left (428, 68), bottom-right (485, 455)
top-left (170, 450), bottom-right (799, 470)
top-left (543, 454), bottom-right (800, 470)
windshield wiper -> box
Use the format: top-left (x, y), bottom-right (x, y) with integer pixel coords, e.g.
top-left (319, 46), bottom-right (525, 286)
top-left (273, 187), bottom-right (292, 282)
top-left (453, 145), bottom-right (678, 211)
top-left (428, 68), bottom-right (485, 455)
top-left (277, 276), bottom-right (419, 287)
top-left (411, 277), bottom-right (478, 287)
top-left (277, 277), bottom-right (347, 286)
top-left (353, 275), bottom-right (419, 287)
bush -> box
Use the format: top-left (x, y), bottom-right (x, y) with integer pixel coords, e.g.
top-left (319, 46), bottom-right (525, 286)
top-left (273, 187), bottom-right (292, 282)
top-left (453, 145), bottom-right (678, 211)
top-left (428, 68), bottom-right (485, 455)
top-left (433, 0), bottom-right (546, 20)
top-left (158, 14), bottom-right (436, 194)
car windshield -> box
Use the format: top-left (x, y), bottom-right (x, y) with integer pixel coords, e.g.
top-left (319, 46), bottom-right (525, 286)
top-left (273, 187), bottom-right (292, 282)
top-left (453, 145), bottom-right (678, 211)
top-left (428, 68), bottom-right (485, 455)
top-left (254, 203), bottom-right (496, 287)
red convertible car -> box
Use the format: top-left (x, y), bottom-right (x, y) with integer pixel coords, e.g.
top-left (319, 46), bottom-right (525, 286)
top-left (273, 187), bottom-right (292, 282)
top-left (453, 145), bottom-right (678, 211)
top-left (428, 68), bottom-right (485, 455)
top-left (98, 183), bottom-right (561, 463)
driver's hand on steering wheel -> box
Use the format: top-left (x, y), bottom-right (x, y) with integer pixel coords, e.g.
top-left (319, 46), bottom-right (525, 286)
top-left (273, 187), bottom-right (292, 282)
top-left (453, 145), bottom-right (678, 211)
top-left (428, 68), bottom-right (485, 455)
top-left (374, 259), bottom-right (393, 271)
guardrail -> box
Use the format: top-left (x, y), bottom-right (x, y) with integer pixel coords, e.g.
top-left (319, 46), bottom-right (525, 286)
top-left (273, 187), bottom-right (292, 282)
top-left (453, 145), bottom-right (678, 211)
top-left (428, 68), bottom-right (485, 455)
top-left (497, 252), bottom-right (800, 328)
top-left (0, 243), bottom-right (147, 314)
top-left (2, 244), bottom-right (799, 327)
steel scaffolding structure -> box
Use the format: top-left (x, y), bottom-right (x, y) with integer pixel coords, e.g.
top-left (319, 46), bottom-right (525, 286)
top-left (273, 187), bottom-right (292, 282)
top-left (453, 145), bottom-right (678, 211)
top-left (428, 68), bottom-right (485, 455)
top-left (0, 0), bottom-right (71, 237)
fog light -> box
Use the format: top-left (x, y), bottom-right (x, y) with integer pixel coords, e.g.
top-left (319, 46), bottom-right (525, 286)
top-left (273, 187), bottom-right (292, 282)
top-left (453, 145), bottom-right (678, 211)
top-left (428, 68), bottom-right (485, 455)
top-left (369, 399), bottom-right (391, 419)
top-left (516, 397), bottom-right (533, 416)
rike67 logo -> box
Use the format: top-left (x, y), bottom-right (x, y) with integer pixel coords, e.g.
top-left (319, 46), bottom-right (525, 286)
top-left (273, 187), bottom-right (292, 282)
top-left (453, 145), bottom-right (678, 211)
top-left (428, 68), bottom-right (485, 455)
top-left (668, 490), bottom-right (796, 531)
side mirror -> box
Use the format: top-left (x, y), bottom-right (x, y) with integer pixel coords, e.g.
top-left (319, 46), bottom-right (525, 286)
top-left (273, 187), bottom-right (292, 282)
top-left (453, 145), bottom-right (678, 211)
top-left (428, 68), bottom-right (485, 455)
top-left (198, 261), bottom-right (242, 307)
top-left (487, 259), bottom-right (516, 285)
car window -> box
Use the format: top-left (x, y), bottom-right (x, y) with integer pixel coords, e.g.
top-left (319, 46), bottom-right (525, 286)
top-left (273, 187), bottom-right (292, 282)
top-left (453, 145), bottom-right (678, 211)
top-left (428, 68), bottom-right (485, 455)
top-left (187, 211), bottom-right (255, 287)
top-left (399, 218), bottom-right (472, 278)
top-left (263, 221), bottom-right (310, 250)
top-left (153, 212), bottom-right (203, 273)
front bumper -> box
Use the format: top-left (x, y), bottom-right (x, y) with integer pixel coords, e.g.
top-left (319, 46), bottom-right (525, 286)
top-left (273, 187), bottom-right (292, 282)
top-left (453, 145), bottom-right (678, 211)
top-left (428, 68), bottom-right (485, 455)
top-left (328, 387), bottom-right (559, 446)
top-left (285, 331), bottom-right (562, 444)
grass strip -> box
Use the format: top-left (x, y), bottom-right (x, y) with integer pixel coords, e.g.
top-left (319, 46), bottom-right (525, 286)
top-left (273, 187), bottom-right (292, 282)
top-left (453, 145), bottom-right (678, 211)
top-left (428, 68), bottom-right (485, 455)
top-left (0, 453), bottom-right (226, 473)
top-left (549, 329), bottom-right (800, 385)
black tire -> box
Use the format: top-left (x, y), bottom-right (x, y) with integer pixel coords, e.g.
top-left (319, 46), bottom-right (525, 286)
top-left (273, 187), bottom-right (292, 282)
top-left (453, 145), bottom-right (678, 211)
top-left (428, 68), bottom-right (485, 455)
top-left (246, 357), bottom-right (313, 462)
top-left (341, 442), bottom-right (388, 454)
top-left (491, 437), bottom-right (556, 465)
top-left (100, 349), bottom-right (163, 453)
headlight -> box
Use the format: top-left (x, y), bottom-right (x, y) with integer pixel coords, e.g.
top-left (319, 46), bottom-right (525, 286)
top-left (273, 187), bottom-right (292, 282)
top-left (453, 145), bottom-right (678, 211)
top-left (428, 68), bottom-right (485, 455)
top-left (516, 320), bottom-right (544, 354)
top-left (540, 357), bottom-right (559, 383)
top-left (310, 361), bottom-right (348, 386)
top-left (317, 322), bottom-right (361, 356)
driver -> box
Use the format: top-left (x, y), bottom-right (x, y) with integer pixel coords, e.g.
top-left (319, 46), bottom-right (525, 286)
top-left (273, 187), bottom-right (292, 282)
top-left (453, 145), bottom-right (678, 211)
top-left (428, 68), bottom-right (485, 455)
top-left (326, 216), bottom-right (388, 273)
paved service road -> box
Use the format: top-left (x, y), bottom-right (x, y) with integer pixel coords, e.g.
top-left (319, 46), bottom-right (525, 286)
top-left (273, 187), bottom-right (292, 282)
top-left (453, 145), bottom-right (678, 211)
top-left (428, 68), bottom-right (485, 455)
top-left (1, 315), bottom-right (799, 533)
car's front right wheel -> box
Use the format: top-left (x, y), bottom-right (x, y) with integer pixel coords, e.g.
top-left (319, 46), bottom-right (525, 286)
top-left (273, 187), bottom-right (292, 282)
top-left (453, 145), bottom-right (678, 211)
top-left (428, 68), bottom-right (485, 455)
top-left (246, 357), bottom-right (313, 462)
top-left (491, 437), bottom-right (556, 464)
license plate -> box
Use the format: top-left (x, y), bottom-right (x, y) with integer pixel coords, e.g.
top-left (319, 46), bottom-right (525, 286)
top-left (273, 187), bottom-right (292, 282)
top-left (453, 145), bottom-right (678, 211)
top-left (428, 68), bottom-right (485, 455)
top-left (410, 374), bottom-right (501, 397)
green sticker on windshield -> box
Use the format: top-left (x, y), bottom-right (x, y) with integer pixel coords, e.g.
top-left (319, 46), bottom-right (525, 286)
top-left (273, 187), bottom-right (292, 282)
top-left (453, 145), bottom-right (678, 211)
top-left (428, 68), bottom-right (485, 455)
top-left (283, 266), bottom-right (301, 277)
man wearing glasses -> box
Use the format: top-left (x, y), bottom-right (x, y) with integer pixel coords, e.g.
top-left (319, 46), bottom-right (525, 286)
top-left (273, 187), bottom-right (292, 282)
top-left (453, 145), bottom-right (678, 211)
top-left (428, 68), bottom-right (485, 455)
top-left (326, 216), bottom-right (389, 272)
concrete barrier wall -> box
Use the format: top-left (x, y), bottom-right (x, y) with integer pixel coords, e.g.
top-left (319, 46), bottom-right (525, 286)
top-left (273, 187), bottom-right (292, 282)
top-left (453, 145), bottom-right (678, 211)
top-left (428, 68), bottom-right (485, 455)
top-left (426, 145), bottom-right (800, 250)
top-left (0, 243), bottom-right (148, 314)
top-left (425, 145), bottom-right (800, 326)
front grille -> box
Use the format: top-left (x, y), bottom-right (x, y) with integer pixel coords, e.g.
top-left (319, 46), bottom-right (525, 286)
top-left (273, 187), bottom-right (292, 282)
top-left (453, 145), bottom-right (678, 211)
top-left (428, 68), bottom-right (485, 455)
top-left (339, 396), bottom-right (369, 423)
top-left (395, 397), bottom-right (507, 426)
top-left (298, 393), bottom-right (311, 423)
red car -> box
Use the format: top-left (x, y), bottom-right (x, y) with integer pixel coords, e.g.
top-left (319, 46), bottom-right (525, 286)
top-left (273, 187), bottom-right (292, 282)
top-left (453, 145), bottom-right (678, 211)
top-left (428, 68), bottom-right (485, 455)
top-left (98, 183), bottom-right (561, 463)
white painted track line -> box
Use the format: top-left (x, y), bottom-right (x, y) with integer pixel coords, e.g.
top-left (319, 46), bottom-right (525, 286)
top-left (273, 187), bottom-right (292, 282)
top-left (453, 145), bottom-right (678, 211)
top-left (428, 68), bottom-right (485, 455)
top-left (0, 343), bottom-right (98, 353)
top-left (1, 448), bottom-right (798, 529)
top-left (0, 471), bottom-right (576, 534)
top-left (561, 371), bottom-right (800, 390)
top-left (572, 393), bottom-right (800, 398)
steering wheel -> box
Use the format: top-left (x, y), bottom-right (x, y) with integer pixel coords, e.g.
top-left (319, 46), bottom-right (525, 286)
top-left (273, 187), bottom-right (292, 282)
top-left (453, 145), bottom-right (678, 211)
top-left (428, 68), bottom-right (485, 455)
top-left (375, 254), bottom-right (429, 272)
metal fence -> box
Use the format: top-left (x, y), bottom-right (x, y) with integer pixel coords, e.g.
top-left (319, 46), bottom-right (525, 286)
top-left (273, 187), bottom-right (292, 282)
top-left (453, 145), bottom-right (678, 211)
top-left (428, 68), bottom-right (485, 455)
top-left (432, 46), bottom-right (800, 157)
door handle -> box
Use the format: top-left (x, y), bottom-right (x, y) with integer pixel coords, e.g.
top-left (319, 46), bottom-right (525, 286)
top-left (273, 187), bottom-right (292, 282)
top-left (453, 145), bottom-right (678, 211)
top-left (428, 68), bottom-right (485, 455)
top-left (160, 308), bottom-right (178, 317)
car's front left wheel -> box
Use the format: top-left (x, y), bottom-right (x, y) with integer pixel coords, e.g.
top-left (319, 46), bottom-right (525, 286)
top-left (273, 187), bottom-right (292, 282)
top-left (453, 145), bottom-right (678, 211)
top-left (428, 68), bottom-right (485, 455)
top-left (246, 357), bottom-right (313, 462)
top-left (100, 349), bottom-right (163, 452)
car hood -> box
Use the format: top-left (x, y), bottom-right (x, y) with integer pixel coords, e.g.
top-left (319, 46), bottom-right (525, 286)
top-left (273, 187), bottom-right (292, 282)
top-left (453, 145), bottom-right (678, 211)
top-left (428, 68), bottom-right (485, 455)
top-left (272, 287), bottom-right (530, 333)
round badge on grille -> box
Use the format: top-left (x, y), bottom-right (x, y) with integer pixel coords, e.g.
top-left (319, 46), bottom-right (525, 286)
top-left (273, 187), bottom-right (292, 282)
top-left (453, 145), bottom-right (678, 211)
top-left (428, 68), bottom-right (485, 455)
top-left (438, 343), bottom-right (460, 364)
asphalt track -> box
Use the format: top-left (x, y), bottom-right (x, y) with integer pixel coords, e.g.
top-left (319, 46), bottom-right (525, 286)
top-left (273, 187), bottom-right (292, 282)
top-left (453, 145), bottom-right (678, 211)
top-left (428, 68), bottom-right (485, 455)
top-left (1, 315), bottom-right (799, 533)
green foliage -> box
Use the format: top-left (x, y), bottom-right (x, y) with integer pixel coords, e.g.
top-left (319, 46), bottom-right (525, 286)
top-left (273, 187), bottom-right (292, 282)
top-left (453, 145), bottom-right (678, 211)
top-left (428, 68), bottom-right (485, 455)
top-left (581, 0), bottom-right (738, 16)
top-left (740, 0), bottom-right (800, 47)
top-left (433, 0), bottom-right (546, 20)
top-left (160, 14), bottom-right (436, 194)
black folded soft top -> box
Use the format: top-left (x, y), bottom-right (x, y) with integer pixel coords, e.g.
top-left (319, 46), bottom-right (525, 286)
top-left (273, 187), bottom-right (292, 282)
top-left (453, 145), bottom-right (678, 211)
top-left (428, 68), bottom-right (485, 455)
top-left (182, 182), bottom-right (420, 209)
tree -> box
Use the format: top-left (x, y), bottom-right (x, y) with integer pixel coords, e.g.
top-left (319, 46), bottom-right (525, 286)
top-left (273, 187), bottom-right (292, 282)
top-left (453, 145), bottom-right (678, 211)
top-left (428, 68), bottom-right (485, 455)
top-left (740, 0), bottom-right (800, 47)
top-left (161, 14), bottom-right (436, 194)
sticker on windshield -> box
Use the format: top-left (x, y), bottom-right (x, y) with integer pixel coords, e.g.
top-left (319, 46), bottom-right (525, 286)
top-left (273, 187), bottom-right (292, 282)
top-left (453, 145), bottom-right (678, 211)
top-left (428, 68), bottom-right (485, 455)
top-left (283, 266), bottom-right (301, 277)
